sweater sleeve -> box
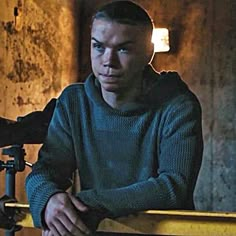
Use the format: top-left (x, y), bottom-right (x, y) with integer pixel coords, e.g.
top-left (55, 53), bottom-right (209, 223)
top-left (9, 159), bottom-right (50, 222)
top-left (25, 99), bottom-right (76, 228)
top-left (77, 95), bottom-right (203, 219)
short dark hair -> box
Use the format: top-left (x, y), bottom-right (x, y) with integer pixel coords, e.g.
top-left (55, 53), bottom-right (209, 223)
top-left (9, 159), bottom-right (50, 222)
top-left (93, 0), bottom-right (154, 32)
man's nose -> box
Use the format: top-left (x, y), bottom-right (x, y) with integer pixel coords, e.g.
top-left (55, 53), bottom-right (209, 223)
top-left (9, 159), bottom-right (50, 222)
top-left (103, 49), bottom-right (120, 68)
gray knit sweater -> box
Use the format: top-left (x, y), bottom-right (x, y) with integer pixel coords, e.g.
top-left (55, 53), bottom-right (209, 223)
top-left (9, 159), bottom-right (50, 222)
top-left (25, 66), bottom-right (203, 229)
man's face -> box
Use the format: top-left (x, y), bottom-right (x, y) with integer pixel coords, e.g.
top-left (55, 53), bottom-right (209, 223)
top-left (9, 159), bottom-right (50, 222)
top-left (91, 19), bottom-right (152, 94)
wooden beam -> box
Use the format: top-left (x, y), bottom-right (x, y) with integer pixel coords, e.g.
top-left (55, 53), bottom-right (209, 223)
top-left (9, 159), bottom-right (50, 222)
top-left (5, 204), bottom-right (236, 236)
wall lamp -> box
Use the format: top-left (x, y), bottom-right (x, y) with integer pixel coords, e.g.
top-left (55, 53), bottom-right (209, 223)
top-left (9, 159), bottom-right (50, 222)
top-left (151, 28), bottom-right (170, 53)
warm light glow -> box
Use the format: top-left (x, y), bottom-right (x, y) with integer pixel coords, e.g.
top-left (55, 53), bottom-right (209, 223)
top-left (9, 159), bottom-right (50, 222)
top-left (151, 28), bottom-right (170, 52)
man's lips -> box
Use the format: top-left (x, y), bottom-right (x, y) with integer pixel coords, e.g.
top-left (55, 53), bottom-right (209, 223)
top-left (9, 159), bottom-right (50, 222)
top-left (99, 74), bottom-right (121, 82)
top-left (100, 73), bottom-right (121, 77)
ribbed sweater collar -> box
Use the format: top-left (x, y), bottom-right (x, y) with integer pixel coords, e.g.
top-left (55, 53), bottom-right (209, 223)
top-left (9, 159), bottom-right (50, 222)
top-left (84, 75), bottom-right (149, 116)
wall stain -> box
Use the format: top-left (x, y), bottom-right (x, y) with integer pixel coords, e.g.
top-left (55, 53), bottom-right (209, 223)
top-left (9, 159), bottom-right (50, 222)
top-left (2, 21), bottom-right (16, 35)
top-left (16, 96), bottom-right (24, 106)
top-left (16, 95), bottom-right (38, 106)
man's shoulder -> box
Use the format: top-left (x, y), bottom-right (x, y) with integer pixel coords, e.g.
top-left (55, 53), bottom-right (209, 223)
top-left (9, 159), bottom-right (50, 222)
top-left (61, 73), bottom-right (95, 96)
top-left (63, 82), bottom-right (85, 92)
top-left (55, 83), bottom-right (87, 107)
top-left (146, 69), bottom-right (199, 107)
top-left (60, 82), bottom-right (85, 97)
top-left (158, 73), bottom-right (202, 115)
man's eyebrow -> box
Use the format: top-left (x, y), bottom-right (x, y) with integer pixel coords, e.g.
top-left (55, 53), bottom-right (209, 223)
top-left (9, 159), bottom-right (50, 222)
top-left (91, 37), bottom-right (134, 47)
top-left (91, 37), bottom-right (103, 44)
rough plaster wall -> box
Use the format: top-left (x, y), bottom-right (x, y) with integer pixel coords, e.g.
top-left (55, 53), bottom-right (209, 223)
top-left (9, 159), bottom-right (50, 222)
top-left (210, 0), bottom-right (236, 211)
top-left (0, 0), bottom-right (79, 116)
top-left (0, 1), bottom-right (80, 235)
top-left (79, 0), bottom-right (236, 212)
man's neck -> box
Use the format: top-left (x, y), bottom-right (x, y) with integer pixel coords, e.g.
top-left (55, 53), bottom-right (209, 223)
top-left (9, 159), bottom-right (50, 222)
top-left (101, 85), bottom-right (142, 109)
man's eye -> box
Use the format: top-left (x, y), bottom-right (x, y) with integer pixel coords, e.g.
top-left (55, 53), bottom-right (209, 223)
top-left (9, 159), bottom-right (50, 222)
top-left (118, 48), bottom-right (128, 53)
top-left (93, 43), bottom-right (104, 52)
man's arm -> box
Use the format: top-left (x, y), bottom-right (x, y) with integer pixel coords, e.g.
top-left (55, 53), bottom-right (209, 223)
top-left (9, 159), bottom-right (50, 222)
top-left (25, 98), bottom-right (92, 235)
top-left (25, 98), bottom-right (76, 227)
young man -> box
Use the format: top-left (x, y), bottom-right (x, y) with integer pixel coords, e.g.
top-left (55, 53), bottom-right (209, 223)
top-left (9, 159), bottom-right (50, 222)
top-left (26, 1), bottom-right (203, 235)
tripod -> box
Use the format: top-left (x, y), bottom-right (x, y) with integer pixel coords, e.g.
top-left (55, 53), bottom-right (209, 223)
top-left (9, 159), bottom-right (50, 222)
top-left (0, 144), bottom-right (32, 236)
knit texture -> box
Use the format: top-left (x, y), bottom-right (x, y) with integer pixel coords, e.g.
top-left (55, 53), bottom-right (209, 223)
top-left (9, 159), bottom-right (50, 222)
top-left (25, 66), bottom-right (203, 228)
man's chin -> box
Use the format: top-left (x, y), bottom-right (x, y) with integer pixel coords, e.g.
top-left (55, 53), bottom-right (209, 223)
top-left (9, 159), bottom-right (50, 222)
top-left (101, 83), bottom-right (122, 93)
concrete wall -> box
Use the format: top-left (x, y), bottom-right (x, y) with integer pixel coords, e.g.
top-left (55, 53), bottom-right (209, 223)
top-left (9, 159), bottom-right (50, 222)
top-left (0, 1), bottom-right (80, 235)
top-left (0, 0), bottom-right (235, 235)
